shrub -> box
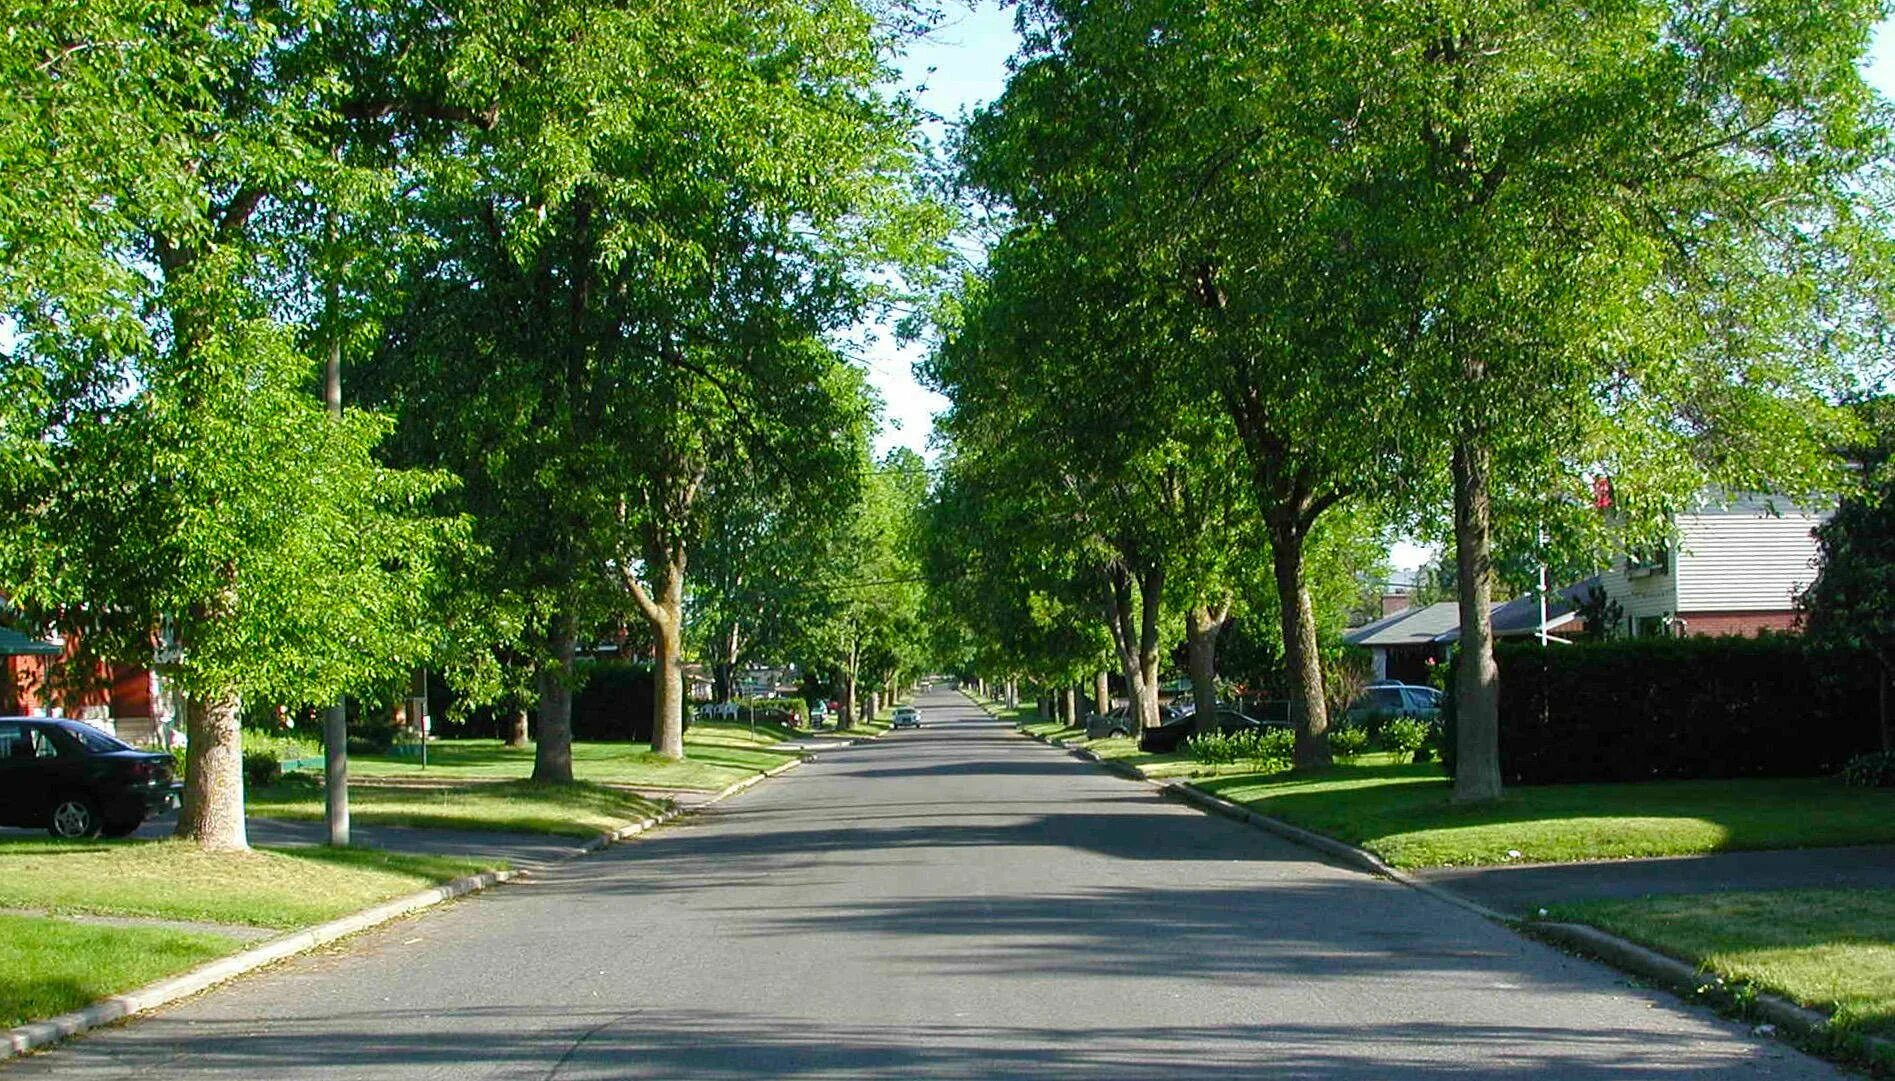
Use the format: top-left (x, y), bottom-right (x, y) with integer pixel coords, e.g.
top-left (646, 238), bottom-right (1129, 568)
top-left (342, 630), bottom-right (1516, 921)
top-left (1245, 727), bottom-right (1296, 773)
top-left (1188, 727), bottom-right (1295, 772)
top-left (1842, 750), bottom-right (1895, 788)
top-left (1380, 717), bottom-right (1432, 762)
top-left (1491, 636), bottom-right (1882, 784)
top-left (242, 750), bottom-right (281, 789)
top-left (168, 744), bottom-right (189, 780)
top-left (1187, 731), bottom-right (1242, 764)
top-left (1329, 725), bottom-right (1370, 758)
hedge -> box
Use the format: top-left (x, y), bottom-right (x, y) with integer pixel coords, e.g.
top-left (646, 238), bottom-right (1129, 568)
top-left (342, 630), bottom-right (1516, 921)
top-left (1485, 636), bottom-right (1881, 784)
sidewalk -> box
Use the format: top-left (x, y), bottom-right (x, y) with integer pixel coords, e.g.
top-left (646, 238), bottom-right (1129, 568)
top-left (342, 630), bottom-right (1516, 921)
top-left (1410, 844), bottom-right (1895, 916)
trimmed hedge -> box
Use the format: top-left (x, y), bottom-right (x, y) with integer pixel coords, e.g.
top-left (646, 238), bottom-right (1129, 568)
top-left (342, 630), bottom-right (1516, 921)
top-left (1489, 636), bottom-right (1881, 784)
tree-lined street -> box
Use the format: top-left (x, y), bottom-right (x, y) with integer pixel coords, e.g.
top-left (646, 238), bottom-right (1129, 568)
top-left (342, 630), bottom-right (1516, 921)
top-left (7, 689), bottom-right (1848, 1078)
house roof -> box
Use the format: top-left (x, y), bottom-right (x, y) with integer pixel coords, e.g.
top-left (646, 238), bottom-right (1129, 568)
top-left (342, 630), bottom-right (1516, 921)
top-left (1433, 591), bottom-right (1580, 643)
top-left (1343, 602), bottom-right (1463, 647)
top-left (0, 627), bottom-right (60, 656)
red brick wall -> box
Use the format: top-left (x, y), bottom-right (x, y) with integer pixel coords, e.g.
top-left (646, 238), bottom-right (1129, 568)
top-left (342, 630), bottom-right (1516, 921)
top-left (1679, 610), bottom-right (1802, 637)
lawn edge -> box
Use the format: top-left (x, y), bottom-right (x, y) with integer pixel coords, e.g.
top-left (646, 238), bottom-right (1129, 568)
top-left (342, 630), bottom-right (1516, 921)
top-left (1008, 721), bottom-right (1895, 1068)
top-left (3, 754), bottom-right (810, 1060)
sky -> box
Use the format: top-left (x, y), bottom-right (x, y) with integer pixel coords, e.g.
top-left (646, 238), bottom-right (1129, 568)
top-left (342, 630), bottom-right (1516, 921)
top-left (871, 8), bottom-right (1895, 574)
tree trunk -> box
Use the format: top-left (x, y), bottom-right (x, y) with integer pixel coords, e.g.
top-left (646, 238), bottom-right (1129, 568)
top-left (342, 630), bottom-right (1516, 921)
top-left (504, 706), bottom-right (530, 748)
top-left (175, 690), bottom-right (247, 851)
top-left (839, 669), bottom-right (857, 731)
top-left (868, 690), bottom-right (881, 723)
top-left (1451, 435), bottom-right (1503, 802)
top-left (1005, 679), bottom-right (1017, 708)
top-left (533, 619), bottom-right (576, 783)
top-left (322, 699), bottom-right (348, 847)
top-left (1268, 516), bottom-right (1331, 769)
top-left (1187, 603), bottom-right (1228, 736)
top-left (1094, 671), bottom-right (1109, 717)
top-left (650, 602), bottom-right (685, 760)
top-left (1106, 563), bottom-right (1166, 731)
top-left (1061, 685), bottom-right (1077, 726)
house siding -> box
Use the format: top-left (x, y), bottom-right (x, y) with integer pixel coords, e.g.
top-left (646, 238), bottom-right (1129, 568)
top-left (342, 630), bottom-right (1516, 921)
top-left (1674, 511), bottom-right (1826, 613)
top-left (1595, 561), bottom-right (1678, 625)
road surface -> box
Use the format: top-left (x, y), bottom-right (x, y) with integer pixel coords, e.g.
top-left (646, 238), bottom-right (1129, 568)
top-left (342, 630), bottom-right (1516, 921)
top-left (9, 689), bottom-right (1841, 1078)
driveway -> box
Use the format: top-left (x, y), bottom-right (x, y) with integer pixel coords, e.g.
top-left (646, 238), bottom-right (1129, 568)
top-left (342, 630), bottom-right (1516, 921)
top-left (7, 689), bottom-right (1843, 1078)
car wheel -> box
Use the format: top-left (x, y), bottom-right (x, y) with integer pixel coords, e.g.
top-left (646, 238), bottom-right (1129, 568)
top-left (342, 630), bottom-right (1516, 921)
top-left (49, 796), bottom-right (102, 839)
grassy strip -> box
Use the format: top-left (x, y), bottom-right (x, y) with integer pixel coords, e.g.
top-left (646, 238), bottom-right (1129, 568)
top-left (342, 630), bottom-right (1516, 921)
top-left (1548, 889), bottom-right (1895, 1040)
top-left (0, 840), bottom-right (496, 929)
top-left (0, 914), bottom-right (237, 1029)
top-left (249, 778), bottom-right (669, 838)
top-left (1017, 721), bottom-right (1289, 780)
top-left (345, 732), bottom-right (798, 791)
top-left (1195, 762), bottom-right (1895, 867)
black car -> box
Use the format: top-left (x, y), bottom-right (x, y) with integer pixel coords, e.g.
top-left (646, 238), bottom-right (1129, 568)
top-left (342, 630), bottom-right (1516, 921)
top-left (1138, 707), bottom-right (1288, 754)
top-left (1086, 702), bottom-right (1187, 740)
top-left (0, 718), bottom-right (182, 838)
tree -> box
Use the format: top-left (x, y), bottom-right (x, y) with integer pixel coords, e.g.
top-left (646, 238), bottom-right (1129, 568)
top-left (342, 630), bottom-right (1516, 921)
top-left (1804, 399), bottom-right (1895, 752)
top-left (362, 0), bottom-right (942, 771)
top-left (0, 0), bottom-right (452, 849)
top-left (956, 1), bottom-right (1431, 766)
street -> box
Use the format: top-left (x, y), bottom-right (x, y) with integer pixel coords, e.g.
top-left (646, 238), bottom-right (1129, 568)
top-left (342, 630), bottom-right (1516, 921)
top-left (8, 689), bottom-right (1844, 1079)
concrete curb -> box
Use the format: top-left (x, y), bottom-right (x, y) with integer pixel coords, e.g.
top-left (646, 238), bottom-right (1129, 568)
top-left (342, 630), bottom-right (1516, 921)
top-left (1009, 721), bottom-right (1886, 1060)
top-left (4, 753), bottom-right (811, 1060)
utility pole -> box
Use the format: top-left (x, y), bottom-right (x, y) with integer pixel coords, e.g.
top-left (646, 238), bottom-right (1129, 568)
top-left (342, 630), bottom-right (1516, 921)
top-left (322, 209), bottom-right (350, 848)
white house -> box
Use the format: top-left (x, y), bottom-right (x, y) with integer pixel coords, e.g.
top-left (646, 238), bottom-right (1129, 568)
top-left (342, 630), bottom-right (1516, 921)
top-left (1588, 494), bottom-right (1828, 637)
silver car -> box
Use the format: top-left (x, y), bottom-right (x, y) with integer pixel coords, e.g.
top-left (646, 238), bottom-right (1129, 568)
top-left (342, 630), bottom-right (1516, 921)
top-left (891, 706), bottom-right (921, 729)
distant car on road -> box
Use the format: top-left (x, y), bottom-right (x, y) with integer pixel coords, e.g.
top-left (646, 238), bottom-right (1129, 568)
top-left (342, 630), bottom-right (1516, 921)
top-left (891, 706), bottom-right (922, 729)
top-left (1138, 707), bottom-right (1288, 755)
top-left (0, 717), bottom-right (182, 838)
top-left (1343, 683), bottom-right (1443, 726)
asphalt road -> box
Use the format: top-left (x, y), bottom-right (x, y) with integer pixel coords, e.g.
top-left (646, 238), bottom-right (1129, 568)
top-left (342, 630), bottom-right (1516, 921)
top-left (9, 689), bottom-right (1845, 1079)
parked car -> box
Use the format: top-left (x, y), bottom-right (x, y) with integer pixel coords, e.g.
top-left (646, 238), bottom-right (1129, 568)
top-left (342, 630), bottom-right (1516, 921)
top-left (891, 705), bottom-right (922, 729)
top-left (1085, 702), bottom-right (1187, 740)
top-left (0, 717), bottom-right (182, 838)
top-left (1139, 707), bottom-right (1288, 754)
top-left (808, 700), bottom-right (830, 727)
top-left (1343, 682), bottom-right (1443, 726)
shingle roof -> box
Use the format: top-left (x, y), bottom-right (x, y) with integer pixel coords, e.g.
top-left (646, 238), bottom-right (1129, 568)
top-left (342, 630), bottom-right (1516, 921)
top-left (1343, 602), bottom-right (1463, 647)
top-left (0, 627), bottom-right (60, 656)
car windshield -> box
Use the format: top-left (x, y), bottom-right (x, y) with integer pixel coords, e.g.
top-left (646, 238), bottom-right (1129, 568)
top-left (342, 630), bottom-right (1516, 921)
top-left (60, 723), bottom-right (132, 754)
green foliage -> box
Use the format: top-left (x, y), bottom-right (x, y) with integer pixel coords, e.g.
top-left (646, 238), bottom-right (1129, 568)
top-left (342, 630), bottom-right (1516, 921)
top-left (1186, 728), bottom-right (1295, 773)
top-left (1379, 719), bottom-right (1432, 763)
top-left (1842, 752), bottom-right (1895, 789)
top-left (1492, 637), bottom-right (1883, 784)
top-left (242, 751), bottom-right (282, 790)
top-left (1330, 726), bottom-right (1371, 759)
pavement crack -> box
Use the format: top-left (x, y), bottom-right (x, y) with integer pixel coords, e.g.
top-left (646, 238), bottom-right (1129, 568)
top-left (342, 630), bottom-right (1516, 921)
top-left (543, 1008), bottom-right (641, 1080)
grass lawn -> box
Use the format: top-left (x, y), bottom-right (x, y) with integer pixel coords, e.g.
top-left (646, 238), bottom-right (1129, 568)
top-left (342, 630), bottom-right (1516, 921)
top-left (1196, 761), bottom-right (1895, 867)
top-left (1548, 889), bottom-right (1895, 1039)
top-left (0, 914), bottom-right (237, 1028)
top-left (250, 777), bottom-right (669, 838)
top-left (340, 728), bottom-right (800, 791)
top-left (0, 839), bottom-right (497, 929)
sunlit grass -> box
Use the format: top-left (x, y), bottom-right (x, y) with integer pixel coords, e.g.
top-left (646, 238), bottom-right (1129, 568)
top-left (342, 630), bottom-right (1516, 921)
top-left (0, 914), bottom-right (236, 1028)
top-left (250, 777), bottom-right (669, 838)
top-left (0, 839), bottom-right (497, 928)
top-left (1551, 890), bottom-right (1895, 1038)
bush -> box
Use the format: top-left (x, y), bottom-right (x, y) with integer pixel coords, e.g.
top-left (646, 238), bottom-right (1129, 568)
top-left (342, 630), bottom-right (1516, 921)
top-left (168, 744), bottom-right (189, 780)
top-left (243, 750), bottom-right (281, 789)
top-left (1842, 750), bottom-right (1895, 788)
top-left (1329, 725), bottom-right (1370, 758)
top-left (1187, 731), bottom-right (1243, 764)
top-left (1488, 636), bottom-right (1882, 785)
top-left (1187, 727), bottom-right (1295, 772)
top-left (1380, 717), bottom-right (1432, 762)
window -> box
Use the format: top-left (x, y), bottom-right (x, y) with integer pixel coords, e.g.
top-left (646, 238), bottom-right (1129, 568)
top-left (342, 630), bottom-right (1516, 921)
top-left (63, 724), bottom-right (127, 754)
top-left (0, 724), bottom-right (25, 760)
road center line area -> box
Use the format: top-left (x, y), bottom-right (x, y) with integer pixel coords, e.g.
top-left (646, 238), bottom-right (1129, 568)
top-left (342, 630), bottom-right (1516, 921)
top-left (8, 689), bottom-right (1843, 1080)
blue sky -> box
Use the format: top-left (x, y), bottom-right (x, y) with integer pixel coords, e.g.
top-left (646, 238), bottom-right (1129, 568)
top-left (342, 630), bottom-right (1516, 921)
top-left (872, 7), bottom-right (1895, 570)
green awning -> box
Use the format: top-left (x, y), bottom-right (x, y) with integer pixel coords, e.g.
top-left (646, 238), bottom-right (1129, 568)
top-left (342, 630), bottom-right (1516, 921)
top-left (0, 627), bottom-right (60, 656)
